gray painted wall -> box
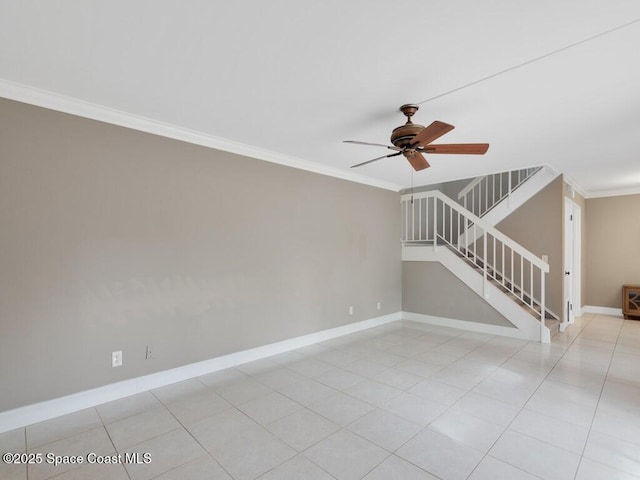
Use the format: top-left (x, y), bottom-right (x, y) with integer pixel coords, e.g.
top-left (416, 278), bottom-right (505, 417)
top-left (0, 98), bottom-right (402, 411)
top-left (402, 261), bottom-right (514, 327)
top-left (586, 193), bottom-right (640, 308)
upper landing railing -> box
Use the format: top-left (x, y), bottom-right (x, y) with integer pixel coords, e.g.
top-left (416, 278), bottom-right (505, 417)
top-left (457, 167), bottom-right (542, 218)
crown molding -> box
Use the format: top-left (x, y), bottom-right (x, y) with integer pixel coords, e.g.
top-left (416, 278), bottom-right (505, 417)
top-left (583, 186), bottom-right (640, 199)
top-left (558, 170), bottom-right (588, 199)
top-left (558, 168), bottom-right (640, 199)
top-left (0, 79), bottom-right (403, 192)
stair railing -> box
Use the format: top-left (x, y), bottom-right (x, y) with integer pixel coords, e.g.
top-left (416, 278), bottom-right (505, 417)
top-left (401, 190), bottom-right (549, 342)
top-left (457, 167), bottom-right (542, 218)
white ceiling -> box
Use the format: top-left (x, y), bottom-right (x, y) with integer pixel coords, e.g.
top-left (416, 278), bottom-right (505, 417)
top-left (1, 1), bottom-right (639, 196)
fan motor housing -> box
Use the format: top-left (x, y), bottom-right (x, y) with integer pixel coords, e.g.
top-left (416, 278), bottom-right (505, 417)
top-left (391, 123), bottom-right (424, 148)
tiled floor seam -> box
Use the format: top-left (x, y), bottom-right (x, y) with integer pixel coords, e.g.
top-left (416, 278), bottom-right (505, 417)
top-left (148, 388), bottom-right (237, 480)
top-left (138, 407), bottom-right (228, 480)
top-left (250, 330), bottom-right (451, 478)
top-left (462, 315), bottom-right (593, 480)
top-left (347, 326), bottom-right (538, 479)
top-left (93, 404), bottom-right (134, 480)
top-left (99, 420), bottom-right (133, 480)
top-left (152, 380), bottom-right (341, 480)
top-left (571, 317), bottom-right (625, 480)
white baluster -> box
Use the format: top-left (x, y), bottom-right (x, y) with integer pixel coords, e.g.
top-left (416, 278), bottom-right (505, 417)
top-left (520, 256), bottom-right (524, 302)
top-left (484, 178), bottom-right (488, 216)
top-left (433, 196), bottom-right (437, 251)
top-left (530, 262), bottom-right (534, 307)
top-left (510, 249), bottom-right (514, 294)
top-left (540, 269), bottom-right (546, 342)
top-left (483, 230), bottom-right (488, 298)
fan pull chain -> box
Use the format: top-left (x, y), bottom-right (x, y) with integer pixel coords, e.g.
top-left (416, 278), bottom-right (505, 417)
top-left (410, 167), bottom-right (414, 204)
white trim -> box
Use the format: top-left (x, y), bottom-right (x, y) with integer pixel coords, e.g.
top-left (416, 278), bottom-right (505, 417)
top-left (0, 79), bottom-right (402, 192)
top-left (584, 187), bottom-right (640, 199)
top-left (583, 305), bottom-right (623, 317)
top-left (0, 312), bottom-right (400, 433)
top-left (563, 169), bottom-right (640, 198)
top-left (401, 312), bottom-right (532, 340)
top-left (561, 172), bottom-right (588, 199)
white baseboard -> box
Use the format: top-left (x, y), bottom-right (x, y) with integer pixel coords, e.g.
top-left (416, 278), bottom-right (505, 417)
top-left (401, 311), bottom-right (533, 341)
top-left (0, 312), bottom-right (401, 433)
top-left (582, 305), bottom-right (623, 317)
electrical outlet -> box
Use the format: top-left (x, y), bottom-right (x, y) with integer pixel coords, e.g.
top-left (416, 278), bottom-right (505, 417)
top-left (145, 345), bottom-right (153, 360)
top-left (377, 302), bottom-right (381, 310)
top-left (112, 350), bottom-right (122, 368)
top-left (349, 306), bottom-right (353, 315)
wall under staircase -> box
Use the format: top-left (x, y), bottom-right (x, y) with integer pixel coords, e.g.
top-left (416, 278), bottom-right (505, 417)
top-left (404, 246), bottom-right (552, 342)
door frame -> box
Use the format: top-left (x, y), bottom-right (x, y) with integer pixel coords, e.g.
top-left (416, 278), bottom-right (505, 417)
top-left (563, 197), bottom-right (581, 328)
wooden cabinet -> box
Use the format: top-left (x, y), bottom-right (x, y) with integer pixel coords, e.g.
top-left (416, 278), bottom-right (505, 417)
top-left (622, 285), bottom-right (640, 319)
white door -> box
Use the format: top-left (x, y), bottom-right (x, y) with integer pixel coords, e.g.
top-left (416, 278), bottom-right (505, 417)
top-left (563, 198), bottom-right (581, 326)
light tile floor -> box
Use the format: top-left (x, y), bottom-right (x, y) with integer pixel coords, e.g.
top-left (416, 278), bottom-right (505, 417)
top-left (1, 314), bottom-right (639, 480)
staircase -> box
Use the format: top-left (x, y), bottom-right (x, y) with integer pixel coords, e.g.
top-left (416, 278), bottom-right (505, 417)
top-left (401, 189), bottom-right (555, 343)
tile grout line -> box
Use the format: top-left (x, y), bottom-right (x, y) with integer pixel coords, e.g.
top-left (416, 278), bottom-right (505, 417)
top-left (362, 324), bottom-right (539, 477)
top-left (146, 387), bottom-right (237, 480)
top-left (92, 406), bottom-right (130, 479)
top-left (346, 324), bottom-right (530, 479)
top-left (271, 322), bottom-right (462, 479)
top-left (95, 406), bottom-right (134, 480)
top-left (370, 323), bottom-right (527, 479)
top-left (151, 373), bottom-right (341, 480)
top-left (571, 316), bottom-right (626, 480)
top-left (462, 315), bottom-right (593, 479)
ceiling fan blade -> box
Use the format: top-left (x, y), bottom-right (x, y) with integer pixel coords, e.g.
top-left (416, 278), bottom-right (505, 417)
top-left (423, 143), bottom-right (490, 155)
top-left (350, 151), bottom-right (403, 168)
top-left (410, 121), bottom-right (455, 147)
top-left (343, 140), bottom-right (402, 151)
top-left (403, 150), bottom-right (430, 171)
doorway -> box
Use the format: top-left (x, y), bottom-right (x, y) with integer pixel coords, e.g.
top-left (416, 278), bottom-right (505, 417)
top-left (563, 197), bottom-right (581, 330)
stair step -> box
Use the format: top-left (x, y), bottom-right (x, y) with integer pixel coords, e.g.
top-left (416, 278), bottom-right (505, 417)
top-left (545, 318), bottom-right (560, 339)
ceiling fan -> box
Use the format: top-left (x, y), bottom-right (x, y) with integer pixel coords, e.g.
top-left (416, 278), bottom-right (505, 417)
top-left (344, 104), bottom-right (489, 171)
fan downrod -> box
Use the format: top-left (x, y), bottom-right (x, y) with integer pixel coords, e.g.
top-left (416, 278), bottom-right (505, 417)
top-left (391, 104), bottom-right (424, 148)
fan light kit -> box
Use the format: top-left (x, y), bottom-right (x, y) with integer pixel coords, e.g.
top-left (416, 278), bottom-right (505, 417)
top-left (344, 104), bottom-right (489, 171)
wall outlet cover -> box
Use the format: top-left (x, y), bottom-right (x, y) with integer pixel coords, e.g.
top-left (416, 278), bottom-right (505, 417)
top-left (112, 351), bottom-right (123, 368)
